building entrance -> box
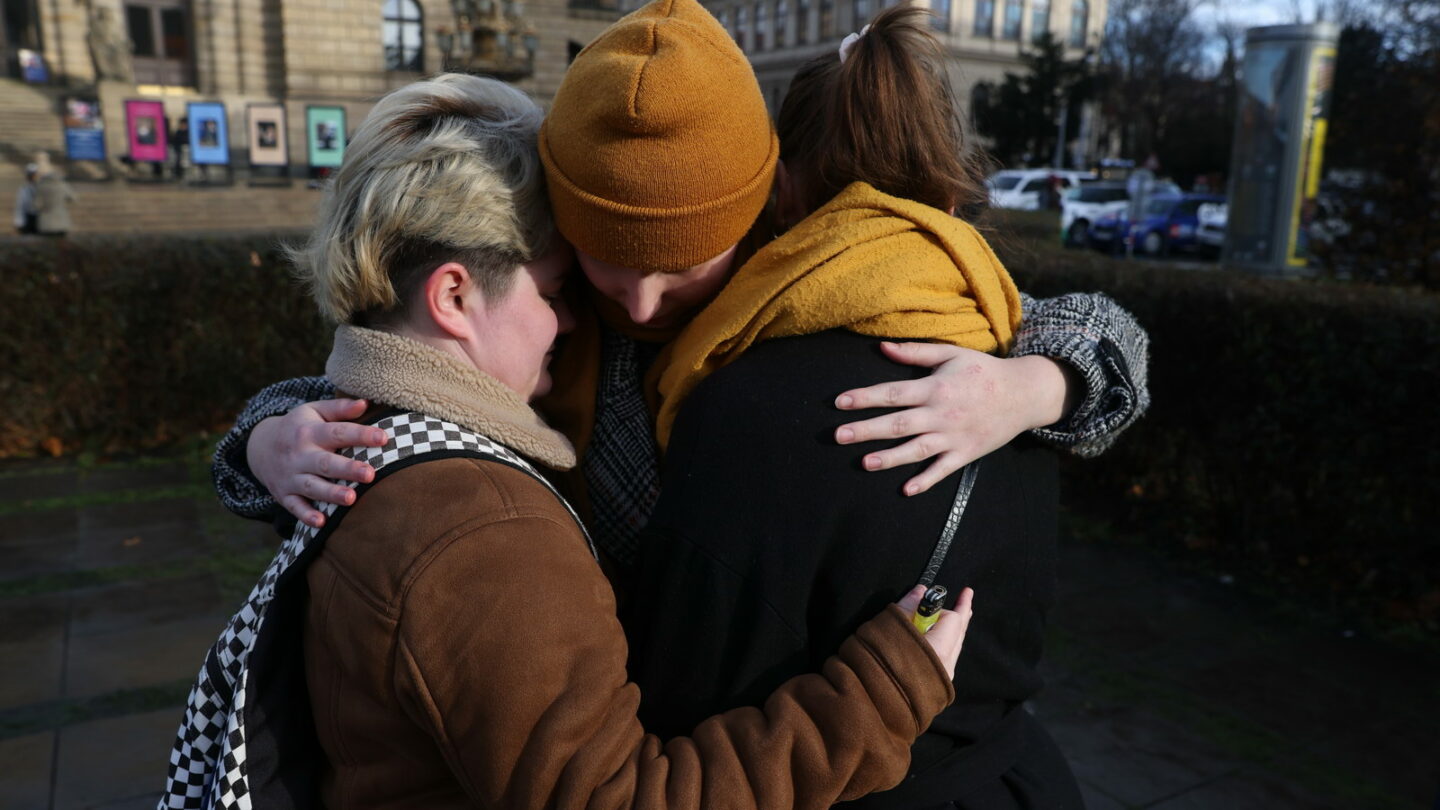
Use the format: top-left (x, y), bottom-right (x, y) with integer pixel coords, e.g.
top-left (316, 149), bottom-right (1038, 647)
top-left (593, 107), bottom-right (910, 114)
top-left (2, 0), bottom-right (42, 79)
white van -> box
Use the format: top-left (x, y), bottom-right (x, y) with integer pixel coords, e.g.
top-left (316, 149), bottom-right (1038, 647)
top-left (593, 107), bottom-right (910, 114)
top-left (987, 169), bottom-right (1095, 211)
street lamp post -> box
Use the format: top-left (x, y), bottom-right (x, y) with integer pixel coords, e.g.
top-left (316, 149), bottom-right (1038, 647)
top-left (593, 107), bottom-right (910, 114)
top-left (1054, 47), bottom-right (1095, 169)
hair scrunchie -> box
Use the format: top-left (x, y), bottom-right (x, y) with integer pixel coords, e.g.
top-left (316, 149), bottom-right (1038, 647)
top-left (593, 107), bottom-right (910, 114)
top-left (838, 24), bottom-right (870, 63)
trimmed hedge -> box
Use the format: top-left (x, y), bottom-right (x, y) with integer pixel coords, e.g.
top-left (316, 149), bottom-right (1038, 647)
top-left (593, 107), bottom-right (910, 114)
top-left (997, 237), bottom-right (1440, 635)
top-left (0, 234), bottom-right (329, 457)
top-left (3, 230), bottom-right (1436, 634)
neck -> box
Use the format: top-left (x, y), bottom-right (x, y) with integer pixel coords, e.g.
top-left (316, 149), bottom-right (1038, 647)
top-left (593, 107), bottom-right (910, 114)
top-left (393, 319), bottom-right (477, 371)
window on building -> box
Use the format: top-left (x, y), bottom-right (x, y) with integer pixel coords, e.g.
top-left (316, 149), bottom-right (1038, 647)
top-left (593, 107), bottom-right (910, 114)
top-left (1069, 0), bottom-right (1086, 46)
top-left (754, 0), bottom-right (767, 49)
top-left (124, 0), bottom-right (193, 85)
top-left (776, 0), bottom-right (788, 45)
top-left (1001, 0), bottom-right (1020, 39)
top-left (797, 0), bottom-right (810, 42)
top-left (737, 4), bottom-right (749, 50)
top-left (383, 0), bottom-right (423, 72)
top-left (855, 0), bottom-right (871, 25)
top-left (567, 39), bottom-right (584, 62)
top-left (820, 0), bottom-right (835, 38)
top-left (1030, 0), bottom-right (1049, 41)
top-left (972, 0), bottom-right (993, 36)
top-left (2, 0), bottom-right (44, 80)
top-left (929, 0), bottom-right (950, 30)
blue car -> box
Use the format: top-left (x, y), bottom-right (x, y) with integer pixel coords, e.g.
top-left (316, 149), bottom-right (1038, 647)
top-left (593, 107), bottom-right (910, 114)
top-left (1088, 194), bottom-right (1227, 257)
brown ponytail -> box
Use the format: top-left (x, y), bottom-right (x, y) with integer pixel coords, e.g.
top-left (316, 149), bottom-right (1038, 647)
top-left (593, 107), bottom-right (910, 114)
top-left (776, 3), bottom-right (993, 221)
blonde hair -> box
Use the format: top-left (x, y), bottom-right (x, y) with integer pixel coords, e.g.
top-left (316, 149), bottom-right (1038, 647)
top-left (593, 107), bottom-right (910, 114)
top-left (293, 74), bottom-right (552, 325)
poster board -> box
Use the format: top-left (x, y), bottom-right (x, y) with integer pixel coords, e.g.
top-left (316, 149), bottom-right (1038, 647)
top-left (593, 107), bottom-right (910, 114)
top-left (1285, 46), bottom-right (1336, 267)
top-left (246, 103), bottom-right (289, 167)
top-left (62, 97), bottom-right (107, 162)
top-left (124, 99), bottom-right (169, 162)
top-left (187, 101), bottom-right (230, 166)
top-left (305, 105), bottom-right (347, 169)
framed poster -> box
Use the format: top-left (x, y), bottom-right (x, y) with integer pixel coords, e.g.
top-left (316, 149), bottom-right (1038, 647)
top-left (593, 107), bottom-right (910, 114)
top-left (124, 99), bottom-right (169, 162)
top-left (306, 105), bottom-right (347, 168)
top-left (187, 101), bottom-right (230, 165)
top-left (246, 103), bottom-right (289, 167)
top-left (62, 97), bottom-right (107, 162)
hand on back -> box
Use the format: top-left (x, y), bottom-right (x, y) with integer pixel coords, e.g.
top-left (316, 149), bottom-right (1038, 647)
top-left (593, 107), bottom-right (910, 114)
top-left (835, 342), bottom-right (1075, 495)
top-left (247, 399), bottom-right (387, 528)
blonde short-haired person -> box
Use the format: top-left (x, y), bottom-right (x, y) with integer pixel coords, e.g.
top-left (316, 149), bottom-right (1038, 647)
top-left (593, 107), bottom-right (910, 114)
top-left (163, 74), bottom-right (974, 809)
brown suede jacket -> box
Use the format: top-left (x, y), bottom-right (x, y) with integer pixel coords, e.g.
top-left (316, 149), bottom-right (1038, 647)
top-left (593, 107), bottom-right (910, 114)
top-left (304, 326), bottom-right (956, 809)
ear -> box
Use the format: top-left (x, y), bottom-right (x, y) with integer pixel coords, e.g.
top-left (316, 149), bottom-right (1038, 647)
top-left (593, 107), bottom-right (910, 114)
top-left (422, 262), bottom-right (479, 341)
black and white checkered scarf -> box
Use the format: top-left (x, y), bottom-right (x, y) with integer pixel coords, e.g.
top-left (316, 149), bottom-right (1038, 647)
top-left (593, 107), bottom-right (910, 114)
top-left (158, 412), bottom-right (591, 809)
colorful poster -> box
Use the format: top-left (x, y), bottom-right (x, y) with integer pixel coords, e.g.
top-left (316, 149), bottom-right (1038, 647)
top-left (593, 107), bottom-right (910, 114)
top-left (125, 99), bottom-right (169, 162)
top-left (62, 97), bottom-right (107, 162)
top-left (246, 103), bottom-right (288, 167)
top-left (186, 101), bottom-right (230, 165)
top-left (1286, 46), bottom-right (1336, 267)
top-left (306, 106), bottom-right (347, 168)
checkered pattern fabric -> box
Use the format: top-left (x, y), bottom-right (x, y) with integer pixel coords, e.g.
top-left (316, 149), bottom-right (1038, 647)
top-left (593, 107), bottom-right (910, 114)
top-left (160, 412), bottom-right (591, 810)
top-left (582, 325), bottom-right (664, 568)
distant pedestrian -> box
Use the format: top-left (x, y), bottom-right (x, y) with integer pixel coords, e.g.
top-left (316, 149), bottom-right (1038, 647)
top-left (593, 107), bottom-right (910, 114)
top-left (12, 164), bottom-right (39, 235)
top-left (170, 116), bottom-right (189, 179)
top-left (34, 166), bottom-right (76, 237)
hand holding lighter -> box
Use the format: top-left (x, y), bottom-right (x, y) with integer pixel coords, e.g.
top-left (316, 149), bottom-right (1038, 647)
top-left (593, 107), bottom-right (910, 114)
top-left (911, 585), bottom-right (947, 633)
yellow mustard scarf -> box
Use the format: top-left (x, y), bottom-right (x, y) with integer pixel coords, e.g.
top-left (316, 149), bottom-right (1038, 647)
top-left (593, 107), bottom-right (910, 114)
top-left (654, 181), bottom-right (1022, 450)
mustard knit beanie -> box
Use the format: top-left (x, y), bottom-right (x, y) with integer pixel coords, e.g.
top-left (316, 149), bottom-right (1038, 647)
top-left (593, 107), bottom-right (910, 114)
top-left (539, 0), bottom-right (778, 273)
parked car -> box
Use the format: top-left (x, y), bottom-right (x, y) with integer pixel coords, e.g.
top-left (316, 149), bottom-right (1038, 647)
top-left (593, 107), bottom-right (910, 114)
top-left (1089, 193), bottom-right (1227, 257)
top-left (1195, 201), bottom-right (1227, 258)
top-left (1060, 183), bottom-right (1129, 246)
top-left (988, 169), bottom-right (1094, 211)
top-left (1060, 180), bottom-right (1184, 247)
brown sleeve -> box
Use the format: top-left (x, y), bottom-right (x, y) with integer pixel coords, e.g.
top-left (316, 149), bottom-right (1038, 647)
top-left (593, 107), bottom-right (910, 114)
top-left (392, 507), bottom-right (954, 810)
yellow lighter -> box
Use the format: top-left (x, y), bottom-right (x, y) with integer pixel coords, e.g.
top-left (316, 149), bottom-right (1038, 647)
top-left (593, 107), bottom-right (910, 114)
top-left (911, 586), bottom-right (948, 634)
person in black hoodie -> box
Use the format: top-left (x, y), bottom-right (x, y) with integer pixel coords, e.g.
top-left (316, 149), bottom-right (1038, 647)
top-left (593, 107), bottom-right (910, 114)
top-left (623, 8), bottom-right (1086, 809)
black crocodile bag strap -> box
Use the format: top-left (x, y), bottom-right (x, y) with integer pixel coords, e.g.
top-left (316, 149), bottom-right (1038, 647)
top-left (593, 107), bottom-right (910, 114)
top-left (919, 462), bottom-right (980, 587)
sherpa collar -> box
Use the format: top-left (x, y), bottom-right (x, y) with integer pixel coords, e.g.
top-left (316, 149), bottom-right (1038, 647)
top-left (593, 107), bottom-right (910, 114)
top-left (325, 325), bottom-right (577, 470)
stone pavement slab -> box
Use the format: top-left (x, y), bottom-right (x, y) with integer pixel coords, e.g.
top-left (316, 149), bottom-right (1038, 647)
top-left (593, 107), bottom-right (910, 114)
top-left (64, 614), bottom-right (227, 700)
top-left (0, 594), bottom-right (67, 711)
top-left (75, 499), bottom-right (202, 571)
top-left (52, 709), bottom-right (173, 810)
top-left (0, 731), bottom-right (54, 810)
top-left (1, 509), bottom-right (79, 548)
top-left (1033, 535), bottom-right (1438, 809)
top-left (0, 469), bottom-right (81, 504)
top-left (0, 531), bottom-right (80, 581)
top-left (69, 576), bottom-right (228, 638)
top-left (75, 464), bottom-right (192, 496)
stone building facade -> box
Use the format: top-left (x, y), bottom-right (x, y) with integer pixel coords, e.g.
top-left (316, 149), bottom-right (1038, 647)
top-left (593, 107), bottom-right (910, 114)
top-left (683, 0), bottom-right (1107, 163)
top-left (0, 0), bottom-right (621, 231)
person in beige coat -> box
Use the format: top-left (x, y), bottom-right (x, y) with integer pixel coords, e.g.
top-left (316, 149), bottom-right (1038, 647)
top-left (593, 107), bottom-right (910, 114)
top-left (34, 166), bottom-right (76, 236)
top-left (162, 73), bottom-right (976, 809)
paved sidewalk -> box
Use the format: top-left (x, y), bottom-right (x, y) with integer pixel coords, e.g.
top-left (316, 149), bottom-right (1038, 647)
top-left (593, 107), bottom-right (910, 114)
top-left (1, 454), bottom-right (1435, 809)
top-left (0, 454), bottom-right (275, 810)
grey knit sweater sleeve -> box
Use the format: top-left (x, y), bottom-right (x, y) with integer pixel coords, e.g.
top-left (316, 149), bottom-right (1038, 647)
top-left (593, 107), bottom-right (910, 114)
top-left (1011, 292), bottom-right (1151, 457)
top-left (212, 375), bottom-right (336, 519)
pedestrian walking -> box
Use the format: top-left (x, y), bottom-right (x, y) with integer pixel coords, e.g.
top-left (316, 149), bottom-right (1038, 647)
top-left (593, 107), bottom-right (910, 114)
top-left (34, 166), bottom-right (76, 237)
top-left (12, 164), bottom-right (39, 235)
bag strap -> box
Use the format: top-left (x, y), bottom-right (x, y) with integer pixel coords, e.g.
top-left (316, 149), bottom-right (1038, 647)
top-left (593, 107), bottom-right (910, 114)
top-left (919, 462), bottom-right (979, 587)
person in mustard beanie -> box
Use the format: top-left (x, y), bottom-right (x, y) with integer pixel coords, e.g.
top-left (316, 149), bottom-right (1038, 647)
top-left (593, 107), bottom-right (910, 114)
top-left (538, 0), bottom-right (777, 275)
